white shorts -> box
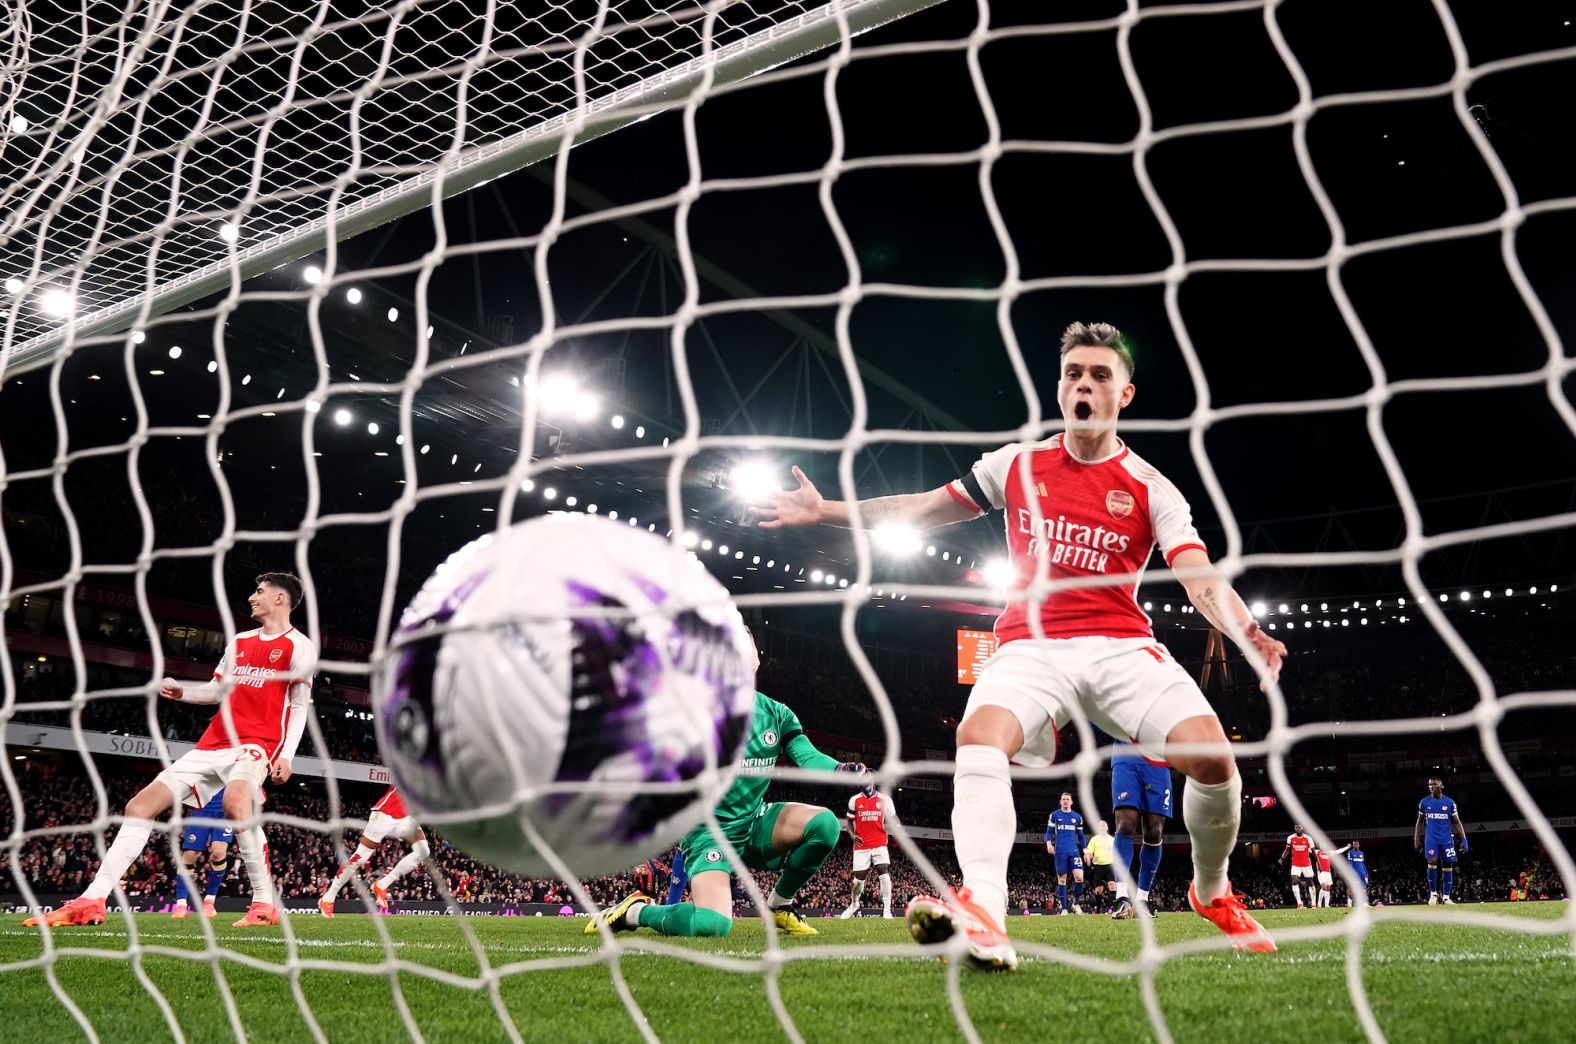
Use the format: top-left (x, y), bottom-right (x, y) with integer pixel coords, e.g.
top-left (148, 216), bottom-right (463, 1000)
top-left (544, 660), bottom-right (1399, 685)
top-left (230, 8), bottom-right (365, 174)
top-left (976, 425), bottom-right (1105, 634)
top-left (156, 744), bottom-right (271, 811)
top-left (962, 636), bottom-right (1214, 768)
top-left (852, 846), bottom-right (891, 872)
top-left (1317, 871), bottom-right (1333, 887)
top-left (1290, 864), bottom-right (1314, 879)
top-left (365, 810), bottom-right (421, 844)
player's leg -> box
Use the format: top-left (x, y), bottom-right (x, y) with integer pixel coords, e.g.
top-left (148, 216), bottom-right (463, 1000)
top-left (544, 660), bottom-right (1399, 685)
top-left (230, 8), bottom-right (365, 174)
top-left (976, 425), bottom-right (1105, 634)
top-left (1071, 864), bottom-right (1085, 912)
top-left (203, 836), bottom-right (230, 917)
top-left (596, 826), bottom-right (735, 937)
top-left (375, 825), bottom-right (432, 900)
top-left (324, 818), bottom-right (389, 906)
top-left (1137, 811), bottom-right (1166, 911)
top-left (1056, 868), bottom-right (1069, 913)
top-left (221, 756), bottom-right (278, 925)
top-left (1104, 650), bottom-right (1271, 951)
top-left (1426, 849), bottom-right (1439, 903)
top-left (1440, 850), bottom-right (1456, 903)
top-left (760, 801), bottom-right (839, 932)
top-left (842, 860), bottom-right (869, 918)
top-left (874, 849), bottom-right (893, 917)
top-left (173, 845), bottom-right (203, 914)
top-left (1110, 805), bottom-right (1139, 917)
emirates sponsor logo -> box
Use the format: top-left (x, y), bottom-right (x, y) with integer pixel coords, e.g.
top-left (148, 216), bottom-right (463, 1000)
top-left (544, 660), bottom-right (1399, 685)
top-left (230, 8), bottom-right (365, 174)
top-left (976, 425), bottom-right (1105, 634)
top-left (1106, 490), bottom-right (1134, 520)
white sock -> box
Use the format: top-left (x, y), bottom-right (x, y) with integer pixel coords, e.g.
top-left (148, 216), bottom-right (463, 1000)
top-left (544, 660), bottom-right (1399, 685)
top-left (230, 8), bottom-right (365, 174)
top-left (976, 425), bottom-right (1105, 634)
top-left (236, 825), bottom-right (275, 907)
top-left (952, 744), bottom-right (1015, 927)
top-left (1113, 882), bottom-right (1128, 899)
top-left (1136, 888), bottom-right (1149, 903)
top-left (1183, 773), bottom-right (1241, 903)
top-left (83, 821), bottom-right (153, 901)
top-left (767, 888), bottom-right (794, 910)
top-left (624, 901), bottom-right (648, 928)
top-left (323, 843), bottom-right (378, 901)
top-left (879, 873), bottom-right (892, 908)
top-left (847, 878), bottom-right (864, 907)
top-left (376, 840), bottom-right (430, 890)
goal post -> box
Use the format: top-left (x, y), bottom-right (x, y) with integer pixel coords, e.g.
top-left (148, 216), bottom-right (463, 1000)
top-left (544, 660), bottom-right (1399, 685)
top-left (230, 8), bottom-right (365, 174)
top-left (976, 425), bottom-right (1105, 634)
top-left (0, 0), bottom-right (943, 378)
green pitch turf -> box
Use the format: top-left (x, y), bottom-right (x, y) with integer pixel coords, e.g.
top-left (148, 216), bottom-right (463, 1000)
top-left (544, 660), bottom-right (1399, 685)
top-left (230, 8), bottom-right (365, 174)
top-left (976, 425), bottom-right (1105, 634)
top-left (1, 904), bottom-right (1571, 1042)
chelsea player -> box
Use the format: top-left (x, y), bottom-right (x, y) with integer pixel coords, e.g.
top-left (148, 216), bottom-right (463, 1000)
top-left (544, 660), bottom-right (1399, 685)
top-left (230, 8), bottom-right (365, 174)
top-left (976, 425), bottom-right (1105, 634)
top-left (1108, 738), bottom-right (1171, 919)
top-left (1045, 792), bottom-right (1087, 914)
top-left (171, 788), bottom-right (234, 919)
top-left (1414, 777), bottom-right (1467, 905)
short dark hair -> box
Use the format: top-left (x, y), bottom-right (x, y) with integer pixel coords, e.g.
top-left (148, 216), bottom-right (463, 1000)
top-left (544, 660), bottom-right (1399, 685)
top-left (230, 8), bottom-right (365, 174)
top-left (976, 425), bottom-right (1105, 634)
top-left (1059, 321), bottom-right (1135, 380)
top-left (256, 572), bottom-right (304, 610)
top-left (1061, 791), bottom-right (1073, 799)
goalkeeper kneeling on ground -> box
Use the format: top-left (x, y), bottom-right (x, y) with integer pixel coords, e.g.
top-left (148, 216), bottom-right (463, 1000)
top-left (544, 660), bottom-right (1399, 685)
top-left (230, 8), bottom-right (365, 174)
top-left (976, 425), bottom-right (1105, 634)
top-left (588, 675), bottom-right (861, 938)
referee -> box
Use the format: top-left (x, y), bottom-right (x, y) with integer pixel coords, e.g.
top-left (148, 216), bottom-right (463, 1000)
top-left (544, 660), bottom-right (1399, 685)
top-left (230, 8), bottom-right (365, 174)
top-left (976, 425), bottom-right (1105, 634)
top-left (1083, 820), bottom-right (1117, 912)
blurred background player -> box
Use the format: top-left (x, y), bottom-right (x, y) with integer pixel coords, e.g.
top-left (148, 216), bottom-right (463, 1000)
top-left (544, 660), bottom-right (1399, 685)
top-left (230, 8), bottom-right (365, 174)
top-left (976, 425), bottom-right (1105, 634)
top-left (171, 787), bottom-right (235, 919)
top-left (1045, 792), bottom-right (1086, 914)
top-left (757, 323), bottom-right (1284, 966)
top-left (587, 642), bottom-right (865, 940)
top-left (25, 573), bottom-right (312, 930)
top-left (1082, 820), bottom-right (1116, 913)
top-left (1415, 777), bottom-right (1467, 905)
top-left (319, 785), bottom-right (431, 916)
top-left (1331, 842), bottom-right (1367, 906)
top-left (1108, 737), bottom-right (1171, 920)
top-left (1280, 825), bottom-right (1316, 909)
top-left (840, 779), bottom-right (896, 919)
top-left (1313, 848), bottom-right (1334, 908)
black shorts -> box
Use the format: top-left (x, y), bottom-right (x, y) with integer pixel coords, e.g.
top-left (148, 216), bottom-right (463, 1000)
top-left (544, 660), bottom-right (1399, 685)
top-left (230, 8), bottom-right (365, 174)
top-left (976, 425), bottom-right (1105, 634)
top-left (1086, 864), bottom-right (1115, 888)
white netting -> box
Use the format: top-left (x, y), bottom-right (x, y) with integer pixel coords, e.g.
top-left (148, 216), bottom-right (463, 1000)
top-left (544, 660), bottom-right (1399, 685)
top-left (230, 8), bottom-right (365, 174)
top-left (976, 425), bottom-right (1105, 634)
top-left (4, 0), bottom-right (1576, 1040)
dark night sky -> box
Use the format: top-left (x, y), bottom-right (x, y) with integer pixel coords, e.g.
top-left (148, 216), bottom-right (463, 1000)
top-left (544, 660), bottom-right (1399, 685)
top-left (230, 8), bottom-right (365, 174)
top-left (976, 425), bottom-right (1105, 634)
top-left (3, 0), bottom-right (1574, 646)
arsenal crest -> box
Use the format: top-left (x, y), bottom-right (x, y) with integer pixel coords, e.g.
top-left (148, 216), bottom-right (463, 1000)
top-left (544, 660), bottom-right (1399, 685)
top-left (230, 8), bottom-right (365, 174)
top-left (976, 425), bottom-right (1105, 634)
top-left (1106, 490), bottom-right (1134, 520)
top-left (268, 647), bottom-right (284, 664)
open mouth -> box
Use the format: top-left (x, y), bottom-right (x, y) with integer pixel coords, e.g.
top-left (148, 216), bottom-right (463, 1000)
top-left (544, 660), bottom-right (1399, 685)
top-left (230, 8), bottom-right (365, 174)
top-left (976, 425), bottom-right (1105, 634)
top-left (1073, 402), bottom-right (1093, 422)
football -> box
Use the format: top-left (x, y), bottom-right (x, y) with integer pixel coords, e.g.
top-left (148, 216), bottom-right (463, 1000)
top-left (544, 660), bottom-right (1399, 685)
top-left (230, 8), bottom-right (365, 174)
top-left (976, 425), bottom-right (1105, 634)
top-left (373, 513), bottom-right (757, 877)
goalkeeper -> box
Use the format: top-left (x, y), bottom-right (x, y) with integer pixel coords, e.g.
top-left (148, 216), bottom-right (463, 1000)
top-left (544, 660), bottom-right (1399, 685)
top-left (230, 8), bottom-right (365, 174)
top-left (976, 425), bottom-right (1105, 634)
top-left (588, 646), bottom-right (861, 938)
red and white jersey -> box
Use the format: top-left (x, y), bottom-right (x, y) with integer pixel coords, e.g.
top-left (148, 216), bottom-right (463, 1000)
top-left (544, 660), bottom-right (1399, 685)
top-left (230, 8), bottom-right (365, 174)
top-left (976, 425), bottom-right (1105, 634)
top-left (947, 435), bottom-right (1205, 643)
top-left (847, 792), bottom-right (893, 850)
top-left (1286, 834), bottom-right (1314, 868)
top-left (1315, 850), bottom-right (1332, 873)
top-left (195, 627), bottom-right (317, 760)
top-left (372, 786), bottom-right (408, 820)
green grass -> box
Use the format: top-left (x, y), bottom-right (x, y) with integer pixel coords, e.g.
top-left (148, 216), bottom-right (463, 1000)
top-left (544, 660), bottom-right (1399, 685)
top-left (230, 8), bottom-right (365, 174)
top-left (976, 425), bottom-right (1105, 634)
top-left (1, 904), bottom-right (1572, 1042)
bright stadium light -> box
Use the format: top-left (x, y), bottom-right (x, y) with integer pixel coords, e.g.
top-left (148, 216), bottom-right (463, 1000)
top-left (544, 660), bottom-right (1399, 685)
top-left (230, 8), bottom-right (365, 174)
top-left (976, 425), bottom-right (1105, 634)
top-left (521, 479), bottom-right (535, 492)
top-left (10, 115), bottom-right (27, 133)
top-left (543, 487), bottom-right (557, 500)
top-left (810, 570), bottom-right (824, 582)
top-left (206, 361), bottom-right (218, 373)
top-left (1250, 602), bottom-right (1266, 617)
top-left (982, 559), bottom-right (1015, 588)
top-left (303, 264), bottom-right (323, 285)
top-left (218, 222), bottom-right (239, 242)
top-left (635, 425), bottom-right (645, 438)
top-left (167, 346), bottom-right (182, 359)
top-left (728, 461), bottom-right (779, 503)
top-left (346, 287), bottom-right (362, 304)
top-left (333, 409), bottom-right (352, 426)
top-left (611, 414), bottom-right (625, 429)
top-left (367, 421), bottom-right (379, 435)
top-left (38, 288), bottom-right (74, 317)
top-left (873, 524), bottom-right (922, 555)
top-left (4, 277), bottom-right (21, 294)
top-left (387, 307), bottom-right (399, 321)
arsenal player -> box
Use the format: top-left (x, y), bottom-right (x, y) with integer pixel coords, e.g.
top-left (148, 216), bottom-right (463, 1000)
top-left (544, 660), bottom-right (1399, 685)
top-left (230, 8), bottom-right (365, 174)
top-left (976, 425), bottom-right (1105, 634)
top-left (26, 573), bottom-right (315, 929)
top-left (1279, 825), bottom-right (1316, 909)
top-left (319, 786), bottom-right (432, 915)
top-left (840, 780), bottom-right (896, 919)
top-left (757, 322), bottom-right (1286, 966)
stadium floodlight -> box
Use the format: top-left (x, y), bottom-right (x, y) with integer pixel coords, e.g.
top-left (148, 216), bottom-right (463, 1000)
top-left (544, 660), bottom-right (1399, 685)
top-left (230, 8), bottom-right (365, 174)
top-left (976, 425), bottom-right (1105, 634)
top-left (543, 487), bottom-right (557, 500)
top-left (566, 496), bottom-right (578, 507)
top-left (1439, 594), bottom-right (1448, 602)
top-left (419, 444), bottom-right (429, 455)
top-left (218, 223), bottom-right (239, 242)
top-left (718, 545), bottom-right (729, 555)
top-left (941, 552), bottom-right (950, 562)
top-left (367, 422), bottom-right (379, 435)
top-left (206, 361), bottom-right (217, 373)
top-left (346, 287), bottom-right (362, 304)
top-left (387, 307), bottom-right (398, 321)
top-left (302, 264), bottom-right (323, 285)
top-left (1250, 602), bottom-right (1266, 617)
top-left (38, 289), bottom-right (74, 317)
top-left (981, 559), bottom-right (1015, 588)
top-left (333, 409), bottom-right (351, 426)
top-left (611, 415), bottom-right (625, 429)
top-left (4, 277), bottom-right (21, 294)
top-left (700, 538), bottom-right (711, 550)
top-left (520, 479), bottom-right (535, 492)
top-left (1529, 586), bottom-right (1538, 594)
top-left (1459, 591), bottom-right (1470, 601)
top-left (1163, 604), bottom-right (1172, 613)
top-left (1279, 603), bottom-right (1289, 613)
top-left (728, 461), bottom-right (779, 503)
top-left (587, 504), bottom-right (598, 514)
top-left (873, 524), bottom-right (922, 555)
top-left (241, 373), bottom-right (251, 385)
top-left (131, 331), bottom-right (145, 344)
top-left (810, 570), bottom-right (823, 582)
top-left (634, 425), bottom-right (645, 438)
top-left (9, 115), bottom-right (26, 133)
top-left (682, 531), bottom-right (699, 548)
top-left (167, 346), bottom-right (182, 359)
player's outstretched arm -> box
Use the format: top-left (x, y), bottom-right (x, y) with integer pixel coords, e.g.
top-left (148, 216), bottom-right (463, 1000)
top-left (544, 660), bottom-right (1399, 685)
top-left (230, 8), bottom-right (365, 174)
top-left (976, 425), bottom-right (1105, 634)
top-left (1413, 812), bottom-right (1425, 851)
top-left (159, 677), bottom-right (222, 704)
top-left (1168, 548), bottom-right (1287, 687)
top-left (753, 466), bottom-right (977, 531)
top-left (1331, 844), bottom-right (1351, 855)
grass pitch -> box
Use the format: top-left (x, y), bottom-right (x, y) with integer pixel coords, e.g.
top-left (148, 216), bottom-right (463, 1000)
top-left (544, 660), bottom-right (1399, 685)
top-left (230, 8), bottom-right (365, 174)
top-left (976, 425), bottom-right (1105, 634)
top-left (1, 904), bottom-right (1571, 1042)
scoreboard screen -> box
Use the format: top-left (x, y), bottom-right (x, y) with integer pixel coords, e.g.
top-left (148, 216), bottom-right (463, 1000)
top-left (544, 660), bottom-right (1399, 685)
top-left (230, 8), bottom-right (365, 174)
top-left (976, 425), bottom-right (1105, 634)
top-left (956, 629), bottom-right (999, 685)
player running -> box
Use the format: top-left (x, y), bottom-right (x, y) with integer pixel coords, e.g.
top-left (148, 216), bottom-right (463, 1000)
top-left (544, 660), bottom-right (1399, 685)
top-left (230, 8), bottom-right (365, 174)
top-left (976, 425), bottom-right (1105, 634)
top-left (755, 322), bottom-right (1284, 966)
top-left (1280, 825), bottom-right (1316, 909)
top-left (1108, 737), bottom-right (1171, 920)
top-left (586, 643), bottom-right (866, 939)
top-left (1313, 848), bottom-right (1334, 908)
top-left (319, 786), bottom-right (431, 916)
top-left (1331, 842), bottom-right (1367, 906)
top-left (1045, 792), bottom-right (1086, 914)
top-left (25, 574), bottom-right (313, 929)
top-left (840, 779), bottom-right (896, 919)
top-left (171, 788), bottom-right (236, 919)
top-left (1415, 777), bottom-right (1467, 905)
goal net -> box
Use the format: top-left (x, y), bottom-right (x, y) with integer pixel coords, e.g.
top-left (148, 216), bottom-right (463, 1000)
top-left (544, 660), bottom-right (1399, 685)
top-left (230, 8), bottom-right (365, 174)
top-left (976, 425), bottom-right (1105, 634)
top-left (4, 0), bottom-right (1575, 1040)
